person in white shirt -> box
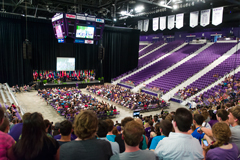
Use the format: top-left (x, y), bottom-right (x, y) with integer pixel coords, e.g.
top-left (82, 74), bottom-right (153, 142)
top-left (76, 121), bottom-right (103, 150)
top-left (155, 108), bottom-right (204, 160)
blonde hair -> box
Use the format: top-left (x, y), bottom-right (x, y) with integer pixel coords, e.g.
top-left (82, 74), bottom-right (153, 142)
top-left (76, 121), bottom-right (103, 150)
top-left (205, 122), bottom-right (231, 153)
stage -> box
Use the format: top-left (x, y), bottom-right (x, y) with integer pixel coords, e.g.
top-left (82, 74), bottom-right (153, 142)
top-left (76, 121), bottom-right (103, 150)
top-left (37, 80), bottom-right (103, 89)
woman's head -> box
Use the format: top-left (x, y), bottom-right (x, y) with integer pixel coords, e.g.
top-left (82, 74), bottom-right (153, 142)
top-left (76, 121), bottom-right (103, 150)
top-left (212, 122), bottom-right (231, 143)
top-left (74, 110), bottom-right (98, 140)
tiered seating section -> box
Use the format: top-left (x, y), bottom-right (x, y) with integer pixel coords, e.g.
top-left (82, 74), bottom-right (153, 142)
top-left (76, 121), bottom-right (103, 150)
top-left (147, 43), bottom-right (236, 92)
top-left (123, 43), bottom-right (203, 86)
top-left (179, 49), bottom-right (240, 99)
top-left (139, 41), bottom-right (164, 57)
top-left (138, 40), bottom-right (184, 67)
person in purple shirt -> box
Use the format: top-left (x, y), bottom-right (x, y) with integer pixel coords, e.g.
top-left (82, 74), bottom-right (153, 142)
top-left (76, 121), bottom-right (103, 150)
top-left (144, 121), bottom-right (152, 140)
top-left (203, 122), bottom-right (239, 160)
top-left (9, 113), bottom-right (31, 141)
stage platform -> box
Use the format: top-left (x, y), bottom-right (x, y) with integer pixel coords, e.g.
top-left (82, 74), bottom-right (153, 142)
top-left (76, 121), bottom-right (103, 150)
top-left (38, 80), bottom-right (103, 89)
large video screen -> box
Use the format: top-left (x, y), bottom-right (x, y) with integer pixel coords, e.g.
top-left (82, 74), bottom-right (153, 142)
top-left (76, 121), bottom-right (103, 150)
top-left (57, 57), bottom-right (75, 71)
top-left (76, 26), bottom-right (94, 39)
top-left (55, 24), bottom-right (63, 39)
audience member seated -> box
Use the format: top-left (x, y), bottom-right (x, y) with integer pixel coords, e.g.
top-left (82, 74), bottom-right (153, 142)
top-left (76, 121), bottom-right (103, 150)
top-left (203, 122), bottom-right (239, 160)
top-left (110, 121), bottom-right (158, 160)
top-left (115, 117), bottom-right (134, 153)
top-left (149, 120), bottom-right (173, 150)
top-left (155, 108), bottom-right (204, 160)
top-left (11, 112), bottom-right (60, 160)
top-left (0, 108), bottom-right (15, 160)
top-left (97, 120), bottom-right (120, 155)
top-left (60, 110), bottom-right (113, 160)
top-left (201, 109), bottom-right (212, 129)
top-left (57, 120), bottom-right (73, 146)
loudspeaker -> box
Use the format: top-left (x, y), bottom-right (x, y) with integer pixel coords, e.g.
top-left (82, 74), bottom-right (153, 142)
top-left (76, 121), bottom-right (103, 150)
top-left (23, 41), bottom-right (32, 59)
top-left (98, 46), bottom-right (105, 60)
top-left (23, 43), bottom-right (27, 59)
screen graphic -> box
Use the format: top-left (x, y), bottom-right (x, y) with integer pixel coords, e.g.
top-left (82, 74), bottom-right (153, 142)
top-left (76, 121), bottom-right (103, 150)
top-left (57, 58), bottom-right (75, 71)
top-left (55, 25), bottom-right (63, 39)
top-left (76, 26), bottom-right (94, 39)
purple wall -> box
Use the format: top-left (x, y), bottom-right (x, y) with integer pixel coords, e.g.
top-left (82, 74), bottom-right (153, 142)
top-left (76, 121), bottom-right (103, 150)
top-left (140, 27), bottom-right (240, 42)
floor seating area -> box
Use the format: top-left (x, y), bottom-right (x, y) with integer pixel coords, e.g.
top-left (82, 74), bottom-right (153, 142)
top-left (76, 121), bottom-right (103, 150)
top-left (123, 43), bottom-right (204, 86)
top-left (146, 43), bottom-right (236, 92)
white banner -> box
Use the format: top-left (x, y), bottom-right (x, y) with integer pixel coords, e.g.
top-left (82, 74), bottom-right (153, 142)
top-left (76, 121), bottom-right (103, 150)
top-left (168, 15), bottom-right (175, 30)
top-left (152, 17), bottom-right (159, 31)
top-left (212, 7), bottom-right (224, 26)
top-left (138, 20), bottom-right (143, 31)
top-left (200, 9), bottom-right (210, 27)
top-left (143, 19), bottom-right (149, 32)
top-left (190, 11), bottom-right (199, 28)
top-left (160, 16), bottom-right (166, 31)
top-left (176, 13), bottom-right (184, 29)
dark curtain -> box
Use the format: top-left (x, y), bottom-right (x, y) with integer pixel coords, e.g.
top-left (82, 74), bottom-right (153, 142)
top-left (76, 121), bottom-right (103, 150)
top-left (102, 26), bottom-right (140, 82)
top-left (0, 13), bottom-right (139, 86)
top-left (0, 14), bottom-right (25, 86)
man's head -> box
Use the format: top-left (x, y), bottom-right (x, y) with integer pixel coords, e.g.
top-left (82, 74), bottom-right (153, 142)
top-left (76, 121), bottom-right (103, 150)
top-left (97, 120), bottom-right (108, 138)
top-left (173, 108), bottom-right (193, 132)
top-left (193, 114), bottom-right (204, 126)
top-left (59, 120), bottom-right (72, 136)
top-left (216, 109), bottom-right (228, 122)
top-left (123, 121), bottom-right (143, 147)
top-left (0, 118), bottom-right (10, 133)
top-left (228, 106), bottom-right (240, 126)
top-left (74, 110), bottom-right (98, 140)
top-left (159, 120), bottom-right (173, 137)
top-left (121, 117), bottom-right (134, 130)
top-left (105, 119), bottom-right (114, 132)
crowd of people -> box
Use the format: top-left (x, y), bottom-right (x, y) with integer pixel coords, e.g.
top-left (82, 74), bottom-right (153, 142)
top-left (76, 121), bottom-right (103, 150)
top-left (194, 75), bottom-right (240, 107)
top-left (11, 84), bottom-right (35, 92)
top-left (86, 85), bottom-right (168, 111)
top-left (1, 101), bottom-right (240, 160)
top-left (174, 87), bottom-right (199, 100)
top-left (143, 86), bottom-right (166, 95)
top-left (37, 87), bottom-right (119, 121)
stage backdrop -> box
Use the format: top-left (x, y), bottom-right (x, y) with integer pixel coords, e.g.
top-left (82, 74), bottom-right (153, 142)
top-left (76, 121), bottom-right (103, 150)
top-left (0, 13), bottom-right (139, 86)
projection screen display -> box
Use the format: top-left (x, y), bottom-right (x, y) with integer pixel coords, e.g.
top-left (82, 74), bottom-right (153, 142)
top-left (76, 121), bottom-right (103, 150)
top-left (57, 57), bottom-right (75, 71)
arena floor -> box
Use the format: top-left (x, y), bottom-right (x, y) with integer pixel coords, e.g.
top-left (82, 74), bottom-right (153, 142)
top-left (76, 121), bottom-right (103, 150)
top-left (15, 89), bottom-right (186, 124)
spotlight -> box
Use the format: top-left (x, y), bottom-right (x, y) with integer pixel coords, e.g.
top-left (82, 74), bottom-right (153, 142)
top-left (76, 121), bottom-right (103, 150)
top-left (160, 1), bottom-right (165, 5)
top-left (121, 11), bottom-right (127, 15)
top-left (113, 18), bottom-right (117, 21)
top-left (135, 6), bottom-right (144, 13)
top-left (173, 4), bottom-right (178, 9)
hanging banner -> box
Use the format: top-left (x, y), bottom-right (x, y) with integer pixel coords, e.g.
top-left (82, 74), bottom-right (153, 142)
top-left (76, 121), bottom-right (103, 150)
top-left (190, 11), bottom-right (199, 28)
top-left (138, 20), bottom-right (143, 31)
top-left (152, 17), bottom-right (159, 31)
top-left (176, 13), bottom-right (184, 29)
top-left (200, 9), bottom-right (210, 27)
top-left (212, 7), bottom-right (224, 26)
top-left (143, 19), bottom-right (149, 32)
top-left (160, 16), bottom-right (166, 31)
top-left (168, 15), bottom-right (175, 30)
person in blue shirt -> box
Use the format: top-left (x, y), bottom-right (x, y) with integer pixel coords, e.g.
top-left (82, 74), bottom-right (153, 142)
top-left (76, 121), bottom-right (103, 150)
top-left (191, 114), bottom-right (205, 144)
top-left (149, 120), bottom-right (173, 150)
top-left (105, 119), bottom-right (116, 142)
